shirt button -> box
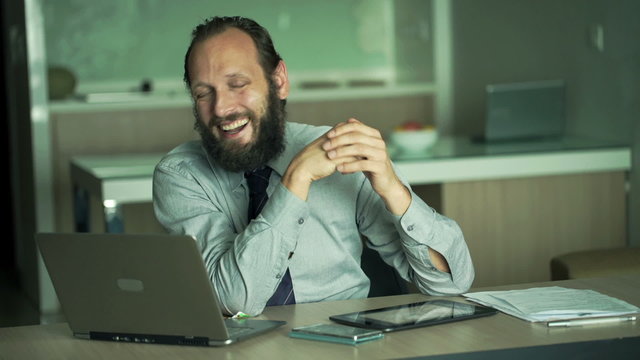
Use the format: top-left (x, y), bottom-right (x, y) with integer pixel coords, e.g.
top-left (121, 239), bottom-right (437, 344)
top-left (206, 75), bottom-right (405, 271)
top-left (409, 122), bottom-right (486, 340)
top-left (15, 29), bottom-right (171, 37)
top-left (407, 225), bottom-right (415, 231)
top-left (298, 218), bottom-right (304, 225)
top-left (276, 274), bottom-right (282, 279)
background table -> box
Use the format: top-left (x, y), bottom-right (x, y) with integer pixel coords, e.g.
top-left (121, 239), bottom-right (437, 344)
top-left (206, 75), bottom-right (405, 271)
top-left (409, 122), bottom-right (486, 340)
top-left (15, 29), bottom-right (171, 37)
top-left (69, 136), bottom-right (630, 234)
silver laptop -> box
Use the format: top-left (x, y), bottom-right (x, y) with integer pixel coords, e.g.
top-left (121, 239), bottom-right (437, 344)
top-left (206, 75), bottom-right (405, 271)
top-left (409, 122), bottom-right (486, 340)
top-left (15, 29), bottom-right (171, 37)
top-left (36, 232), bottom-right (285, 346)
top-left (481, 79), bottom-right (566, 142)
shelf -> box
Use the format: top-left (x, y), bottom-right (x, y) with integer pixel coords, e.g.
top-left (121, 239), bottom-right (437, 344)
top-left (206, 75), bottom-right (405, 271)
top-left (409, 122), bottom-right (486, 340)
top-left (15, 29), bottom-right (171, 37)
top-left (288, 82), bottom-right (435, 102)
top-left (48, 81), bottom-right (436, 114)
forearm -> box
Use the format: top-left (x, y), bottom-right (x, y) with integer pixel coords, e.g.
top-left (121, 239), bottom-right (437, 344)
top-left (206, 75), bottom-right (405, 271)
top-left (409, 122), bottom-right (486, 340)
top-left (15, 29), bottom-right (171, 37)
top-left (358, 184), bottom-right (473, 295)
top-left (204, 184), bottom-right (307, 315)
top-left (427, 247), bottom-right (451, 273)
top-left (209, 226), bottom-right (296, 315)
top-left (154, 167), bottom-right (305, 315)
top-left (155, 208), bottom-right (282, 315)
top-left (397, 199), bottom-right (474, 295)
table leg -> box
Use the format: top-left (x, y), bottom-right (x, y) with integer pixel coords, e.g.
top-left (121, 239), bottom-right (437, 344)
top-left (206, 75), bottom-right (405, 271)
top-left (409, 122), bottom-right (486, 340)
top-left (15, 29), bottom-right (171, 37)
top-left (103, 200), bottom-right (124, 233)
top-left (73, 186), bottom-right (89, 232)
top-left (74, 185), bottom-right (125, 233)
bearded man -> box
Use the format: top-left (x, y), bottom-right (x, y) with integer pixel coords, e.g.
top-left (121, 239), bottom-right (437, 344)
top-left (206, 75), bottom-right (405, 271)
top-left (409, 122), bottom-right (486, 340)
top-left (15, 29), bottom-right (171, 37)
top-left (153, 16), bottom-right (474, 316)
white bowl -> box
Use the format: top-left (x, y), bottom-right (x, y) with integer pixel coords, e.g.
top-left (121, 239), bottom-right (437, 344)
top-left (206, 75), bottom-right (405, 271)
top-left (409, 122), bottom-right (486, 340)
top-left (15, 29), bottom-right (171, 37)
top-left (389, 129), bottom-right (438, 154)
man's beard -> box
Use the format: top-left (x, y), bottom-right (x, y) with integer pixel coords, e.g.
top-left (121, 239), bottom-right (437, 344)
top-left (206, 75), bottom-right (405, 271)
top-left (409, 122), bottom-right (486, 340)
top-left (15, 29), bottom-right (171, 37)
top-left (194, 83), bottom-right (286, 173)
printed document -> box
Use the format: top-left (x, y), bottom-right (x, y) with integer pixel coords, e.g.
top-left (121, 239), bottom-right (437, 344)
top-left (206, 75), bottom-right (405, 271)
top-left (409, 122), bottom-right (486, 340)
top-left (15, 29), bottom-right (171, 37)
top-left (463, 286), bottom-right (640, 322)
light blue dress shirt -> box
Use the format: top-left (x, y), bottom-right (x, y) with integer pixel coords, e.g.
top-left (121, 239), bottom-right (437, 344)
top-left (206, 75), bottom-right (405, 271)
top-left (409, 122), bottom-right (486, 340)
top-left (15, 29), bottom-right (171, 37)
top-left (153, 122), bottom-right (474, 316)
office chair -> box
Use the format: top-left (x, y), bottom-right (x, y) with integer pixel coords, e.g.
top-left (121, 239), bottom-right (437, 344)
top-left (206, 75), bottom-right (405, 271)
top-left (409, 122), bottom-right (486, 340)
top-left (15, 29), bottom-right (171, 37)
top-left (550, 247), bottom-right (640, 280)
top-left (360, 245), bottom-right (409, 297)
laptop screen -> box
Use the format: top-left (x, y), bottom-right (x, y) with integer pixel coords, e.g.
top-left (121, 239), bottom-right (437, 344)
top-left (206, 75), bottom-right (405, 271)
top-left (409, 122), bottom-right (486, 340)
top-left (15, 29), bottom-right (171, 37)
top-left (36, 232), bottom-right (285, 347)
top-left (484, 80), bottom-right (566, 142)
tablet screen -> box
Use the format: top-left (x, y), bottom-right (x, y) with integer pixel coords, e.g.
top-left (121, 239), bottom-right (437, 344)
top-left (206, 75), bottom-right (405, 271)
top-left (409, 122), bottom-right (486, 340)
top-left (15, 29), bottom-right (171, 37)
top-left (329, 299), bottom-right (498, 332)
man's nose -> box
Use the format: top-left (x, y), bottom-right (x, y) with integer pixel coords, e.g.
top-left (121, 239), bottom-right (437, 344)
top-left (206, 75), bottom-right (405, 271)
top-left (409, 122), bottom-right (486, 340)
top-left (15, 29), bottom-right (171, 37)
top-left (213, 90), bottom-right (237, 119)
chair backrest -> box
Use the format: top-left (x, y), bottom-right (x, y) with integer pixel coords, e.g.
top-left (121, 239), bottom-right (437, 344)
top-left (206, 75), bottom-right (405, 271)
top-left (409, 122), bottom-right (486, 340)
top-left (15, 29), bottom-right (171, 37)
top-left (360, 245), bottom-right (408, 297)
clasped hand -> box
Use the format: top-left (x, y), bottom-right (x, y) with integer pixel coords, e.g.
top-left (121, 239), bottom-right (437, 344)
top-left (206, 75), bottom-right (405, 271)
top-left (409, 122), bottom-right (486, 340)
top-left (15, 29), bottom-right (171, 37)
top-left (283, 118), bottom-right (411, 215)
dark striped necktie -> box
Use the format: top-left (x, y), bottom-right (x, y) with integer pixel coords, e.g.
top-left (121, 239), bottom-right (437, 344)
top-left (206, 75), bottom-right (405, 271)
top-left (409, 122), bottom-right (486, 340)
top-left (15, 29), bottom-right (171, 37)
top-left (244, 167), bottom-right (295, 306)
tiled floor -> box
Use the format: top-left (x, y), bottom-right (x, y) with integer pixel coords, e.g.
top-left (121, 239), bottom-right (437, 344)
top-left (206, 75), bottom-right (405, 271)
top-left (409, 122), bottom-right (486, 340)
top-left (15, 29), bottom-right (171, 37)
top-left (0, 270), bottom-right (65, 328)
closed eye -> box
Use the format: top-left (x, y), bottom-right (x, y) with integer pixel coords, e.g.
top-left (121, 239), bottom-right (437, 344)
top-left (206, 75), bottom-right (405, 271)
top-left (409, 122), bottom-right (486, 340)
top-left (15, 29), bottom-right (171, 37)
top-left (229, 81), bottom-right (248, 89)
top-left (194, 89), bottom-right (214, 100)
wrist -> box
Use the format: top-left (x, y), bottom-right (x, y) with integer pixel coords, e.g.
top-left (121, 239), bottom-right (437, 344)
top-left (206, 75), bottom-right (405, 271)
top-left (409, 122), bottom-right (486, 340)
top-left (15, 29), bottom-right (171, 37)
top-left (282, 165), bottom-right (313, 201)
top-left (380, 181), bottom-right (411, 216)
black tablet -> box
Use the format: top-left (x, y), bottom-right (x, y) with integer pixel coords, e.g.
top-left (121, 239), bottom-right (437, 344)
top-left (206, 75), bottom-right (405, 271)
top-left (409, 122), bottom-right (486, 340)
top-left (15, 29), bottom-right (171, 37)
top-left (329, 299), bottom-right (498, 332)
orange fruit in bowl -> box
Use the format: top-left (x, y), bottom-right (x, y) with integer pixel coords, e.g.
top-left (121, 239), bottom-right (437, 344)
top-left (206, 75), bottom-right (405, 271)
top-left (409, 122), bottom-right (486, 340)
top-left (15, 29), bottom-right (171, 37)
top-left (394, 121), bottom-right (435, 132)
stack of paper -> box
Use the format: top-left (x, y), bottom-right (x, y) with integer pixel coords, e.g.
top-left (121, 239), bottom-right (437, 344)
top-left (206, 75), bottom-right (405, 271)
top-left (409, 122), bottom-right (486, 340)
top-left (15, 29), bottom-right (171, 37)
top-left (463, 286), bottom-right (640, 322)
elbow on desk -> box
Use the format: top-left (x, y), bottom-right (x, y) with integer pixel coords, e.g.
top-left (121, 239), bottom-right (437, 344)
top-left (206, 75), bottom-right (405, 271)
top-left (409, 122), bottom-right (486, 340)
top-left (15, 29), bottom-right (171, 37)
top-left (449, 267), bottom-right (475, 295)
top-left (219, 296), bottom-right (268, 318)
top-left (454, 266), bottom-right (475, 294)
top-left (417, 268), bottom-right (475, 296)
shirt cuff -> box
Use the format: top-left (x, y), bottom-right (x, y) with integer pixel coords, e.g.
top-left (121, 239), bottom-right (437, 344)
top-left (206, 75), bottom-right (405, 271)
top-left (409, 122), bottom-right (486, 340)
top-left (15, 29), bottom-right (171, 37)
top-left (396, 192), bottom-right (451, 258)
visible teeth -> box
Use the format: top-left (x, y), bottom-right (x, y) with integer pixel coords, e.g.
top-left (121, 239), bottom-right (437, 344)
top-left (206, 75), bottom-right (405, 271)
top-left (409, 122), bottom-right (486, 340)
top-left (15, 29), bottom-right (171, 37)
top-left (221, 118), bottom-right (249, 131)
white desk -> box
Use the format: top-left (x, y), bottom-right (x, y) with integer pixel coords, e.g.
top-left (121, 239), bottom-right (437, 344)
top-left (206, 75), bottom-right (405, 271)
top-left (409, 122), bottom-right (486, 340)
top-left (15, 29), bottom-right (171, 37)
top-left (70, 136), bottom-right (631, 232)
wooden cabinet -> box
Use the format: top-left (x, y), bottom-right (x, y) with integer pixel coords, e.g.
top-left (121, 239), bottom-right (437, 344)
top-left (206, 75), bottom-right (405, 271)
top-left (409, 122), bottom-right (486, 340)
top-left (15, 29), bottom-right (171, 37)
top-left (414, 171), bottom-right (627, 287)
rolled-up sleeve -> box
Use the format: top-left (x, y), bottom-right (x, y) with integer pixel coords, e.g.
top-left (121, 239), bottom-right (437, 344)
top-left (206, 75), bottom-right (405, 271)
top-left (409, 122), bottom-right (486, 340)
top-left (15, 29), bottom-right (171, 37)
top-left (395, 193), bottom-right (475, 295)
top-left (357, 179), bottom-right (474, 296)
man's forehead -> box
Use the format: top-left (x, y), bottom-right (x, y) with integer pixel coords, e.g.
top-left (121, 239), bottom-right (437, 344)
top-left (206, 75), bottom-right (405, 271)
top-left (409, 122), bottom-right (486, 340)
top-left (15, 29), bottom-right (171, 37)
top-left (188, 27), bottom-right (263, 82)
top-left (199, 28), bottom-right (258, 61)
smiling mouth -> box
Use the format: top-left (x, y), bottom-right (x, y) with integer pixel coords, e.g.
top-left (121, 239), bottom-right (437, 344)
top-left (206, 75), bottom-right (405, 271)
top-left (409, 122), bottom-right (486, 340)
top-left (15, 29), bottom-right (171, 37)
top-left (219, 118), bottom-right (249, 135)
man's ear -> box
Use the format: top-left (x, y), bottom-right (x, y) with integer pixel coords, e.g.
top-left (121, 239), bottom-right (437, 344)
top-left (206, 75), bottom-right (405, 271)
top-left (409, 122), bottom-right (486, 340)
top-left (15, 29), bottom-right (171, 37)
top-left (272, 60), bottom-right (290, 100)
